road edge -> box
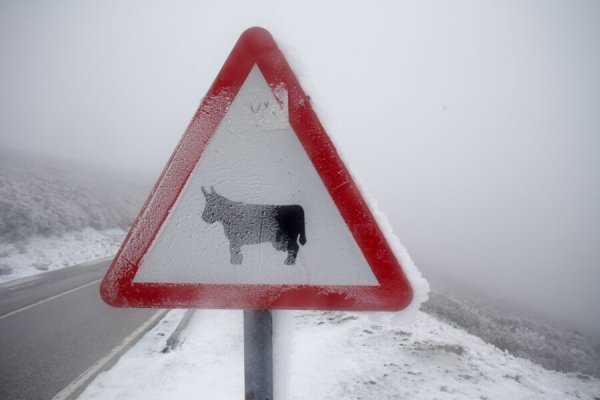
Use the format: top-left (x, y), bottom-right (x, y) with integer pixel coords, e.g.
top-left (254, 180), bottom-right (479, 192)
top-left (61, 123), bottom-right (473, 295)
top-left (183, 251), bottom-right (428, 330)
top-left (0, 256), bottom-right (113, 292)
top-left (50, 309), bottom-right (168, 400)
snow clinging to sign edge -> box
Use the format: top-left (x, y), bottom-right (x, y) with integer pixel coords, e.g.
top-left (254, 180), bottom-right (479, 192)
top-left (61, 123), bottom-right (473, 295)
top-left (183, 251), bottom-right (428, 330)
top-left (276, 37), bottom-right (430, 321)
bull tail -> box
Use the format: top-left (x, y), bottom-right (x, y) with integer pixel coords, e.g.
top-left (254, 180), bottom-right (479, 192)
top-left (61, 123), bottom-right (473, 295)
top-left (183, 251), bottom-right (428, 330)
top-left (299, 231), bottom-right (306, 246)
top-left (299, 216), bottom-right (307, 246)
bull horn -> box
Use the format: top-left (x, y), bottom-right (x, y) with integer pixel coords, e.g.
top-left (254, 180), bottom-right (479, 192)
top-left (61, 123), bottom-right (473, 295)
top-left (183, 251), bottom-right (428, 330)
top-left (210, 186), bottom-right (215, 193)
top-left (201, 186), bottom-right (207, 196)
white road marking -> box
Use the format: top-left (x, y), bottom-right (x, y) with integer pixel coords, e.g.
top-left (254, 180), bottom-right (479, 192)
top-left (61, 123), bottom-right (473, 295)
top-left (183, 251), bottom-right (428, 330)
top-left (0, 279), bottom-right (102, 320)
top-left (51, 310), bottom-right (167, 400)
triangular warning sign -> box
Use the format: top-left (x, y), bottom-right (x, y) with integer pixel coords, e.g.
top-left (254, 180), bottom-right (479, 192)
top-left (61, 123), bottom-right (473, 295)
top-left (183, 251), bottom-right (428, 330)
top-left (101, 27), bottom-right (413, 310)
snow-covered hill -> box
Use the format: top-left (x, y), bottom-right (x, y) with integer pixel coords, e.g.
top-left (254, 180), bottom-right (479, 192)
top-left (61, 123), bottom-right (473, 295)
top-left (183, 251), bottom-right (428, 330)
top-left (424, 290), bottom-right (600, 379)
top-left (0, 149), bottom-right (150, 282)
top-left (0, 149), bottom-right (149, 241)
top-left (77, 309), bottom-right (600, 400)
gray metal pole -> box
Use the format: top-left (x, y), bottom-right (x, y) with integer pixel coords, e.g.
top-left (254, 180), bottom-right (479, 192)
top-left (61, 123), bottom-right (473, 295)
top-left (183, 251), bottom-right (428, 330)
top-left (243, 310), bottom-right (273, 400)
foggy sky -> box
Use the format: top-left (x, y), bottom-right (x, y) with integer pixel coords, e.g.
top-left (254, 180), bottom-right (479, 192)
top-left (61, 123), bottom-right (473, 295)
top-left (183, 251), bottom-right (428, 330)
top-left (1, 1), bottom-right (599, 333)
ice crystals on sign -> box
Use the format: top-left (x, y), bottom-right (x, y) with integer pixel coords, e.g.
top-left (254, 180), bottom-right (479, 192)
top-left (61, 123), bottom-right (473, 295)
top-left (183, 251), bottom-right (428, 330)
top-left (101, 27), bottom-right (421, 311)
top-left (133, 65), bottom-right (377, 287)
top-left (200, 186), bottom-right (306, 266)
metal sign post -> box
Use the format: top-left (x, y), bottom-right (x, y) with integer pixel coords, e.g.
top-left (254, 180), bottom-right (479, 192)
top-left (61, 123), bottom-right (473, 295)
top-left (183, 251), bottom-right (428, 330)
top-left (244, 310), bottom-right (273, 400)
top-left (97, 26), bottom-right (422, 400)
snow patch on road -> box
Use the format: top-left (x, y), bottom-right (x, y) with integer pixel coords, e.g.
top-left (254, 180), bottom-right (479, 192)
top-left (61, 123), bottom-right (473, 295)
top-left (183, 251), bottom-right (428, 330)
top-left (77, 310), bottom-right (600, 400)
top-left (0, 228), bottom-right (125, 283)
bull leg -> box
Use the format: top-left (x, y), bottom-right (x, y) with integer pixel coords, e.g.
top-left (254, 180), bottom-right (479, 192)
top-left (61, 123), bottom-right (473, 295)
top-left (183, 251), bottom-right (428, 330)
top-left (284, 241), bottom-right (299, 265)
top-left (230, 242), bottom-right (243, 264)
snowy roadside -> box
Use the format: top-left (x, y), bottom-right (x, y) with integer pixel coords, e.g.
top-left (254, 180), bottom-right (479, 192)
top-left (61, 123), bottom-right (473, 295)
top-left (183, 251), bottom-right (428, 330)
top-left (0, 226), bottom-right (596, 399)
top-left (77, 309), bottom-right (600, 400)
top-left (0, 228), bottom-right (125, 284)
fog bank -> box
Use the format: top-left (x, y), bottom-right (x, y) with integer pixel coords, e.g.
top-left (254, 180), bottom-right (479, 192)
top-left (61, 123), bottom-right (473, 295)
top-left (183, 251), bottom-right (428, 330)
top-left (1, 0), bottom-right (599, 334)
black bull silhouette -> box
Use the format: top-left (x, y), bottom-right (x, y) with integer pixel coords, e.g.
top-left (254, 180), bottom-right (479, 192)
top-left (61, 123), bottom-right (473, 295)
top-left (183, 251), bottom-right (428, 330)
top-left (201, 187), bottom-right (307, 265)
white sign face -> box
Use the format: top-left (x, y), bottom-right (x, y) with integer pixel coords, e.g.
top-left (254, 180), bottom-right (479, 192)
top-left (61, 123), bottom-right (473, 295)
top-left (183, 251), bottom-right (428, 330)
top-left (133, 65), bottom-right (378, 286)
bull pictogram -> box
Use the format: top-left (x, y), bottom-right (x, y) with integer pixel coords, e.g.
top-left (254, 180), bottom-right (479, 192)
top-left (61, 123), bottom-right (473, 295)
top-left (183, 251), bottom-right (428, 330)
top-left (201, 187), bottom-right (307, 265)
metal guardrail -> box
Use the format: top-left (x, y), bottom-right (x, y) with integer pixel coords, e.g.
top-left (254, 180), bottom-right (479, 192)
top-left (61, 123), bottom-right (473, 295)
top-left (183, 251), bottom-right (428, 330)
top-left (162, 309), bottom-right (196, 353)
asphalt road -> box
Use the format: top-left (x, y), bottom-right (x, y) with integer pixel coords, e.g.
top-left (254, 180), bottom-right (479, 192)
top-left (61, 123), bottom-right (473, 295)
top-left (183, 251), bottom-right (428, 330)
top-left (0, 258), bottom-right (163, 400)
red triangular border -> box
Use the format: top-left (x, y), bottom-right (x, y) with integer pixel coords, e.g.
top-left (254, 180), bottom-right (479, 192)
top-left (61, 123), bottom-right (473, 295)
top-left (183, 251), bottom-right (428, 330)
top-left (100, 27), bottom-right (413, 310)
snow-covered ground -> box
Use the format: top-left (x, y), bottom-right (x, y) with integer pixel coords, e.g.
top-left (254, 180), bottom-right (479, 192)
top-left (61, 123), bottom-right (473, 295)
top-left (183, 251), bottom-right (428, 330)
top-left (0, 228), bottom-right (125, 283)
top-left (1, 220), bottom-right (596, 398)
top-left (77, 309), bottom-right (600, 400)
top-left (1, 151), bottom-right (598, 398)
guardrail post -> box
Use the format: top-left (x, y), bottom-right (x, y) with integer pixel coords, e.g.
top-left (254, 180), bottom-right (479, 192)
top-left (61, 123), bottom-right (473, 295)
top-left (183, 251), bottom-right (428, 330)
top-left (161, 309), bottom-right (195, 353)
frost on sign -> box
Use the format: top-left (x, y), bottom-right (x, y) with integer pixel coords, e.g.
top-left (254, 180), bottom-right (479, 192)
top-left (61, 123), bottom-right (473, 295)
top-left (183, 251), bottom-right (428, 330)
top-left (200, 186), bottom-right (306, 266)
top-left (100, 27), bottom-right (417, 311)
top-left (133, 65), bottom-right (376, 286)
